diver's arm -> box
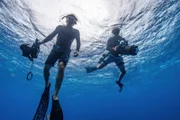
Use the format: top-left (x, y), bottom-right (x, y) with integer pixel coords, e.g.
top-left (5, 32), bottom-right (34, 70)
top-left (113, 37), bottom-right (128, 52)
top-left (75, 30), bottom-right (81, 52)
top-left (39, 26), bottom-right (60, 45)
top-left (73, 30), bottom-right (81, 57)
top-left (106, 38), bottom-right (113, 51)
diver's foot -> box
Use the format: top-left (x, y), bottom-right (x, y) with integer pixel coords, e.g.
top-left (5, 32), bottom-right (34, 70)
top-left (85, 67), bottom-right (97, 73)
top-left (116, 81), bottom-right (123, 92)
top-left (53, 95), bottom-right (59, 100)
top-left (46, 115), bottom-right (50, 120)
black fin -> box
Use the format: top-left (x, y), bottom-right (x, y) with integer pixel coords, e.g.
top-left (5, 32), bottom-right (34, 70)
top-left (33, 84), bottom-right (51, 120)
top-left (49, 96), bottom-right (63, 120)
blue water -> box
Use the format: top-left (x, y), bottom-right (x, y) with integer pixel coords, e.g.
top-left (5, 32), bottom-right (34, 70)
top-left (0, 0), bottom-right (180, 120)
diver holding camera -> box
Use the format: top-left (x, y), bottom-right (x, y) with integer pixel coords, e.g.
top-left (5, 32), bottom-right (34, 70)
top-left (85, 27), bottom-right (138, 92)
top-left (20, 38), bottom-right (40, 62)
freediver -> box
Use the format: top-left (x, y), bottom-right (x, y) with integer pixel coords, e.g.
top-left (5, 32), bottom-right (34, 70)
top-left (85, 27), bottom-right (128, 92)
top-left (38, 14), bottom-right (81, 100)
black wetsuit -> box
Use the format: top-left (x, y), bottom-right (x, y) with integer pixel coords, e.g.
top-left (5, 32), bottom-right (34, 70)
top-left (45, 25), bottom-right (80, 66)
top-left (55, 25), bottom-right (80, 53)
top-left (106, 35), bottom-right (126, 57)
top-left (85, 34), bottom-right (127, 91)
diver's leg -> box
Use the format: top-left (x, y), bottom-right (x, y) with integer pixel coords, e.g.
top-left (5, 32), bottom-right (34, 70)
top-left (85, 62), bottom-right (108, 73)
top-left (98, 55), bottom-right (113, 69)
top-left (85, 55), bottom-right (111, 73)
top-left (43, 64), bottom-right (52, 88)
top-left (116, 63), bottom-right (126, 91)
top-left (97, 62), bottom-right (107, 69)
top-left (44, 47), bottom-right (57, 88)
top-left (117, 64), bottom-right (126, 83)
top-left (53, 62), bottom-right (65, 100)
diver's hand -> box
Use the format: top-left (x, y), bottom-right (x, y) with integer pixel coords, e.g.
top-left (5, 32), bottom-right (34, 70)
top-left (112, 47), bottom-right (117, 51)
top-left (73, 51), bottom-right (79, 57)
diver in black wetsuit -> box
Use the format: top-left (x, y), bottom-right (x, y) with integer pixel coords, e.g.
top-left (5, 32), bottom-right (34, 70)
top-left (38, 14), bottom-right (81, 100)
top-left (85, 27), bottom-right (127, 92)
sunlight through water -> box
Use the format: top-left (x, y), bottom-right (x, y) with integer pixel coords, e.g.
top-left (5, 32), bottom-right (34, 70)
top-left (0, 0), bottom-right (180, 88)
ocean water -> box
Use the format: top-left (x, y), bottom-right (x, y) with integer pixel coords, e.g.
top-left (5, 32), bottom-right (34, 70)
top-left (0, 0), bottom-right (180, 120)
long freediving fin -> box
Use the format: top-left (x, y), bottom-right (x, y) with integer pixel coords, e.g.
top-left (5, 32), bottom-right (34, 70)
top-left (47, 96), bottom-right (63, 120)
top-left (33, 83), bottom-right (51, 120)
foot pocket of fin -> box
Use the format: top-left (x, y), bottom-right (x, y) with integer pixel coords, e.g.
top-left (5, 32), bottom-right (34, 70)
top-left (49, 96), bottom-right (63, 120)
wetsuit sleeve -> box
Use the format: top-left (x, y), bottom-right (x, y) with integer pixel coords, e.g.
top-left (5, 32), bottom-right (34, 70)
top-left (41, 26), bottom-right (61, 44)
top-left (75, 30), bottom-right (81, 52)
top-left (106, 38), bottom-right (113, 51)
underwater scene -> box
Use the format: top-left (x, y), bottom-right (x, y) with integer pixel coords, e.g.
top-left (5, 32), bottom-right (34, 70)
top-left (0, 0), bottom-right (180, 120)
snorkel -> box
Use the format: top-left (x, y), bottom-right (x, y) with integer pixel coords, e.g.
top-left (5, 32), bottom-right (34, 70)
top-left (62, 14), bottom-right (78, 25)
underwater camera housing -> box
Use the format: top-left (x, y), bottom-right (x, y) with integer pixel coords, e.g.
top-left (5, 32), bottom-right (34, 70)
top-left (115, 44), bottom-right (139, 55)
top-left (20, 39), bottom-right (40, 61)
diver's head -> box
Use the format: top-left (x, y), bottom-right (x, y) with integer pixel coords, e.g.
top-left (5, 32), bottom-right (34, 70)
top-left (112, 27), bottom-right (120, 36)
top-left (63, 14), bottom-right (78, 26)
